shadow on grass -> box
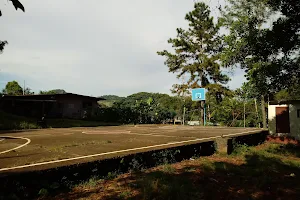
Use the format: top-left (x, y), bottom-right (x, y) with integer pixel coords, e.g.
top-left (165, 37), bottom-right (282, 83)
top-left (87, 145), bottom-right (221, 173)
top-left (86, 153), bottom-right (300, 200)
top-left (265, 143), bottom-right (300, 158)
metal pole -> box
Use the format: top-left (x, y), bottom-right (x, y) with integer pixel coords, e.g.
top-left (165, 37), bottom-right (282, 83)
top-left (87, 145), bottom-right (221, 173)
top-left (244, 102), bottom-right (246, 128)
top-left (254, 98), bottom-right (259, 128)
top-left (23, 80), bottom-right (25, 95)
top-left (183, 106), bottom-right (186, 125)
top-left (204, 102), bottom-right (206, 126)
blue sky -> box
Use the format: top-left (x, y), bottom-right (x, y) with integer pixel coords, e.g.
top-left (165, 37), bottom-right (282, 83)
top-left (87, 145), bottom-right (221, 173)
top-left (0, 0), bottom-right (245, 97)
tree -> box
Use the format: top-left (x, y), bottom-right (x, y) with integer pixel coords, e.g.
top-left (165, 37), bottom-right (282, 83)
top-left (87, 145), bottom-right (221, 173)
top-left (220, 0), bottom-right (275, 128)
top-left (0, 0), bottom-right (25, 53)
top-left (39, 89), bottom-right (67, 95)
top-left (157, 2), bottom-right (229, 125)
top-left (24, 87), bottom-right (34, 95)
top-left (2, 81), bottom-right (23, 95)
top-left (221, 0), bottom-right (300, 128)
top-left (99, 95), bottom-right (125, 101)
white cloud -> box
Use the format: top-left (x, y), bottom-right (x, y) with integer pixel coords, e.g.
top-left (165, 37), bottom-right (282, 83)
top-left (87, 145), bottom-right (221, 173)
top-left (0, 0), bottom-right (243, 97)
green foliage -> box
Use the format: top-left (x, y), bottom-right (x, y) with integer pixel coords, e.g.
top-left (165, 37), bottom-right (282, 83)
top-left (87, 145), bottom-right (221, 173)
top-left (79, 176), bottom-right (101, 188)
top-left (37, 188), bottom-right (48, 197)
top-left (2, 81), bottom-right (23, 95)
top-left (162, 164), bottom-right (176, 174)
top-left (157, 2), bottom-right (230, 125)
top-left (105, 171), bottom-right (119, 180)
top-left (0, 110), bottom-right (119, 130)
top-left (157, 2), bottom-right (228, 88)
top-left (39, 89), bottom-right (66, 95)
top-left (0, 0), bottom-right (25, 53)
top-left (46, 119), bottom-right (118, 128)
top-left (96, 92), bottom-right (181, 124)
top-left (99, 95), bottom-right (125, 101)
top-left (0, 110), bottom-right (40, 130)
top-left (221, 0), bottom-right (300, 96)
top-left (0, 41), bottom-right (8, 53)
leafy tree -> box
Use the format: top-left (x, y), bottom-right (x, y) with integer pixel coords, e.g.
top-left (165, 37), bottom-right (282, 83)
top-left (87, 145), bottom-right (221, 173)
top-left (99, 95), bottom-right (125, 101)
top-left (0, 0), bottom-right (25, 53)
top-left (157, 2), bottom-right (229, 125)
top-left (24, 87), bottom-right (34, 95)
top-left (39, 89), bottom-right (67, 95)
top-left (221, 0), bottom-right (300, 127)
top-left (220, 0), bottom-right (275, 128)
top-left (2, 81), bottom-right (23, 95)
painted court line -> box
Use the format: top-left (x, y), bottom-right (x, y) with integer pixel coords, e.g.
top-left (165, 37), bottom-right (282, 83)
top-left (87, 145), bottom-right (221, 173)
top-left (0, 130), bottom-right (262, 172)
top-left (0, 136), bottom-right (31, 155)
top-left (83, 131), bottom-right (192, 138)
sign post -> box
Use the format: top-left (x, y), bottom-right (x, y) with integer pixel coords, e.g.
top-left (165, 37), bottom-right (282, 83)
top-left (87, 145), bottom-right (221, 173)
top-left (191, 88), bottom-right (206, 126)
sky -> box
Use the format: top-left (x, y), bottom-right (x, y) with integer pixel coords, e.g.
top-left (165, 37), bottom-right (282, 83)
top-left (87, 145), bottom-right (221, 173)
top-left (0, 0), bottom-right (246, 97)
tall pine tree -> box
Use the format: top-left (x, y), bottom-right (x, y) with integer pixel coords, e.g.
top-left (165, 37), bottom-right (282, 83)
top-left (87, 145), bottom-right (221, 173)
top-left (157, 2), bottom-right (229, 125)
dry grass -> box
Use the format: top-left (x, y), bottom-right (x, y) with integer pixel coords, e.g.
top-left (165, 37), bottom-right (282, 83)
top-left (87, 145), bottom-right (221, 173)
top-left (38, 137), bottom-right (300, 200)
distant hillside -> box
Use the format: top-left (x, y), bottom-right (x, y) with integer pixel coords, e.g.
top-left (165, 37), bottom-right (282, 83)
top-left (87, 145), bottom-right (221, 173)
top-left (99, 95), bottom-right (125, 101)
top-left (98, 95), bottom-right (125, 108)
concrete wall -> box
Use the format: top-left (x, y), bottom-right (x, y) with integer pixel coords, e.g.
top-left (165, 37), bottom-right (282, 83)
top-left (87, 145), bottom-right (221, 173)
top-left (289, 104), bottom-right (300, 139)
top-left (268, 104), bottom-right (288, 134)
top-left (57, 96), bottom-right (99, 119)
top-left (268, 103), bottom-right (300, 139)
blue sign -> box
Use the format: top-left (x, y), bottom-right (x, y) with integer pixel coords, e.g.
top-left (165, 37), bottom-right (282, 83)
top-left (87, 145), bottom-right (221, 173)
top-left (192, 88), bottom-right (206, 101)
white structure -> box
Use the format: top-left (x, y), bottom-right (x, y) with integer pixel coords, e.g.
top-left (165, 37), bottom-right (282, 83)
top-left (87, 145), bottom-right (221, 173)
top-left (268, 100), bottom-right (300, 139)
top-left (187, 121), bottom-right (200, 126)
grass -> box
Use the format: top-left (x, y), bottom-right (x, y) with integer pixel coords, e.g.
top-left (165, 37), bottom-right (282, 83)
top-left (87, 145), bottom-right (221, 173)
top-left (39, 138), bottom-right (300, 200)
top-left (0, 110), bottom-right (40, 130)
top-left (0, 110), bottom-right (120, 130)
top-left (47, 119), bottom-right (120, 128)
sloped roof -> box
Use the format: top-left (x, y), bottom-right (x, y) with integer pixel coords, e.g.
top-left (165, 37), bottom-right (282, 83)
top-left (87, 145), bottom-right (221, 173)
top-left (269, 100), bottom-right (300, 105)
top-left (1, 93), bottom-right (105, 101)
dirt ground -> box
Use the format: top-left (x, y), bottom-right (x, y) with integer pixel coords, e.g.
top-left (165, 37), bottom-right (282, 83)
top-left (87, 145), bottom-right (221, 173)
top-left (0, 125), bottom-right (262, 171)
top-left (45, 137), bottom-right (300, 200)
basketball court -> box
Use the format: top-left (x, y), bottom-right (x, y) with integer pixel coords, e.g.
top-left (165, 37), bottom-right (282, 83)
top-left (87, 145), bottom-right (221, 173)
top-left (0, 125), bottom-right (263, 172)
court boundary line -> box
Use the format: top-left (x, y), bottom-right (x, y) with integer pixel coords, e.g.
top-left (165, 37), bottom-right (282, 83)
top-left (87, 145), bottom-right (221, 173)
top-left (82, 131), bottom-right (195, 138)
top-left (0, 136), bottom-right (31, 155)
top-left (0, 129), bottom-right (263, 172)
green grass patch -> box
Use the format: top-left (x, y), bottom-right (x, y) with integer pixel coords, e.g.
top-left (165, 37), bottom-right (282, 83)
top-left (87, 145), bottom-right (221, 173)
top-left (47, 118), bottom-right (120, 128)
top-left (36, 140), bottom-right (300, 200)
top-left (0, 110), bottom-right (120, 130)
top-left (0, 110), bottom-right (40, 130)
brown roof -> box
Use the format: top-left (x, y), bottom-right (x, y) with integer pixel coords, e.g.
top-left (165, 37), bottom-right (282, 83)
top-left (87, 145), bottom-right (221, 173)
top-left (0, 93), bottom-right (105, 101)
top-left (269, 100), bottom-right (300, 105)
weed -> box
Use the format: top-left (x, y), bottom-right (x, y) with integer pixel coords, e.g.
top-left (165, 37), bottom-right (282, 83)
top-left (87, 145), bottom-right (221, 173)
top-left (232, 144), bottom-right (251, 155)
top-left (152, 149), bottom-right (181, 165)
top-left (106, 171), bottom-right (119, 180)
top-left (38, 188), bottom-right (48, 197)
top-left (129, 157), bottom-right (144, 172)
top-left (49, 182), bottom-right (60, 190)
top-left (118, 190), bottom-right (132, 199)
top-left (266, 143), bottom-right (300, 158)
top-left (162, 164), bottom-right (175, 173)
top-left (184, 166), bottom-right (196, 173)
top-left (80, 176), bottom-right (101, 188)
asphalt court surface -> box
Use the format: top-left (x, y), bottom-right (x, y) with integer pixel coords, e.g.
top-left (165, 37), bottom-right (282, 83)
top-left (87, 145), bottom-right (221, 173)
top-left (0, 125), bottom-right (263, 171)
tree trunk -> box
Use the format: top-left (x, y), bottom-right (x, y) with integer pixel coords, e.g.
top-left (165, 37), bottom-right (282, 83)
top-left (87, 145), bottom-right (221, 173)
top-left (254, 98), bottom-right (259, 127)
top-left (243, 102), bottom-right (246, 128)
top-left (182, 106), bottom-right (186, 125)
top-left (208, 104), bottom-right (211, 122)
top-left (261, 95), bottom-right (267, 128)
top-left (198, 70), bottom-right (204, 126)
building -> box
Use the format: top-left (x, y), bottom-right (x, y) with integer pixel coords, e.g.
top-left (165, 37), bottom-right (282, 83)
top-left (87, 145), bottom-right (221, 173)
top-left (268, 100), bottom-right (300, 139)
top-left (0, 93), bottom-right (105, 119)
